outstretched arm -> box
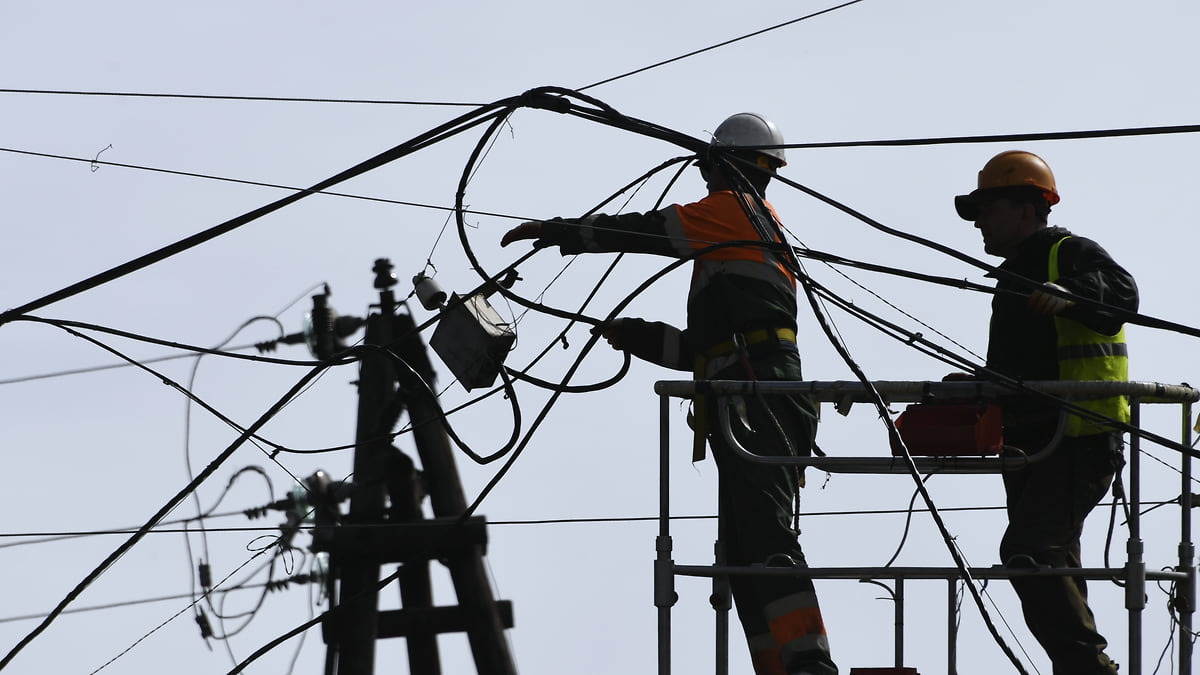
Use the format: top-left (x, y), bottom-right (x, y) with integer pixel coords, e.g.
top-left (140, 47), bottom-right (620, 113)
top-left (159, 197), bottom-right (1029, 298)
top-left (596, 317), bottom-right (693, 372)
top-left (500, 221), bottom-right (550, 248)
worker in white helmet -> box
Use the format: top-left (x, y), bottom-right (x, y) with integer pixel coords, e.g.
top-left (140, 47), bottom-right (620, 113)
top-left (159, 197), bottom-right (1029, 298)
top-left (502, 113), bottom-right (835, 675)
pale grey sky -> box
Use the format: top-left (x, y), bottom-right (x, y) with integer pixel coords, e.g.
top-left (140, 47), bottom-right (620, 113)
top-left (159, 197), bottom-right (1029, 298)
top-left (2, 2), bottom-right (1199, 674)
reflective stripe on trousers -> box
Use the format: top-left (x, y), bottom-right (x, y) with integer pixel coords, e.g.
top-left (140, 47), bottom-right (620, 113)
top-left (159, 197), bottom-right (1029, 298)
top-left (747, 591), bottom-right (830, 675)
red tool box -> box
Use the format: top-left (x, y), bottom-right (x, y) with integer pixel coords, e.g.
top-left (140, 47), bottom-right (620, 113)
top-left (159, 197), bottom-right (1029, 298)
top-left (890, 402), bottom-right (1003, 457)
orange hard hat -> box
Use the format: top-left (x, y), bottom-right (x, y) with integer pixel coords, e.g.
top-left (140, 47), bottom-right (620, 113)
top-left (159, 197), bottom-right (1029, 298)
top-left (955, 150), bottom-right (1060, 220)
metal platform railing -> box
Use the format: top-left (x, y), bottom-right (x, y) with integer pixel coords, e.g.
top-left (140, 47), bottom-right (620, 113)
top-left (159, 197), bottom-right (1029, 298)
top-left (652, 380), bottom-right (1198, 675)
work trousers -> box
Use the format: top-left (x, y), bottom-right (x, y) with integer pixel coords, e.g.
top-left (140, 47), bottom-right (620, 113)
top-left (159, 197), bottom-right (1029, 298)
top-left (706, 356), bottom-right (836, 675)
top-left (1000, 432), bottom-right (1124, 675)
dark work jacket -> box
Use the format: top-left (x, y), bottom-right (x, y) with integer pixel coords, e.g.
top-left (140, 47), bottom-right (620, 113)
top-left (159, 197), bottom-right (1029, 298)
top-left (987, 226), bottom-right (1139, 436)
top-left (539, 191), bottom-right (798, 369)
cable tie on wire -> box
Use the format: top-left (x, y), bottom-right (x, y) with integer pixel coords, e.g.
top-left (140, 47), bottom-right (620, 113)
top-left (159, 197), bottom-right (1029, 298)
top-left (195, 608), bottom-right (214, 640)
top-left (518, 89), bottom-right (570, 113)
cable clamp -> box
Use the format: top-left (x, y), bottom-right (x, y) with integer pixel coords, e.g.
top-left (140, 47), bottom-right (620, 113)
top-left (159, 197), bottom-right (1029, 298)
top-left (518, 89), bottom-right (570, 113)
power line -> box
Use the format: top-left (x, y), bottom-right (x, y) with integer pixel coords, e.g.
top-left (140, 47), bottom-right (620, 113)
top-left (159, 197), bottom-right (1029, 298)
top-left (0, 358), bottom-right (339, 670)
top-left (0, 575), bottom-right (313, 626)
top-left (0, 88), bottom-right (484, 107)
top-left (0, 497), bottom-right (1181, 623)
top-left (578, 0), bottom-right (869, 91)
top-left (0, 342), bottom-right (263, 385)
top-left (0, 504), bottom-right (1020, 543)
top-left (785, 123), bottom-right (1200, 149)
top-left (0, 146), bottom-right (518, 219)
top-left (0, 95), bottom-right (518, 325)
top-left (89, 546), bottom-right (283, 674)
top-left (2, 5), bottom-right (872, 108)
top-left (0, 513), bottom-right (264, 549)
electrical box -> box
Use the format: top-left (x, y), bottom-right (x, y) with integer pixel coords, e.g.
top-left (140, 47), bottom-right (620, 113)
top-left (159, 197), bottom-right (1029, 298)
top-left (430, 292), bottom-right (516, 391)
top-left (890, 402), bottom-right (1003, 457)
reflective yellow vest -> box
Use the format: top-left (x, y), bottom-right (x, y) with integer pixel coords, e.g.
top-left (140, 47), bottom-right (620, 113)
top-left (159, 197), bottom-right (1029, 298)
top-left (1048, 236), bottom-right (1130, 436)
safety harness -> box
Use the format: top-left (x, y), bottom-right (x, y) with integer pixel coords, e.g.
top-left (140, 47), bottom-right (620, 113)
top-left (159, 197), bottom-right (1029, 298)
top-left (691, 327), bottom-right (797, 461)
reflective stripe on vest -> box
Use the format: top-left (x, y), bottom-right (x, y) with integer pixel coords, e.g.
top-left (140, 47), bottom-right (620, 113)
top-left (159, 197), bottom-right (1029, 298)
top-left (659, 191), bottom-right (796, 302)
top-left (1048, 236), bottom-right (1130, 436)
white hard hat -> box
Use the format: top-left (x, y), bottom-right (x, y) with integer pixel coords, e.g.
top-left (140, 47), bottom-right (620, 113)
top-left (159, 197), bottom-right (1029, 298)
top-left (710, 112), bottom-right (786, 168)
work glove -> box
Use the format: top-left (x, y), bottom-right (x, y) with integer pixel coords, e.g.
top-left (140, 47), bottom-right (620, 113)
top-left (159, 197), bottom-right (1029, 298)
top-left (1028, 282), bottom-right (1076, 316)
top-left (591, 317), bottom-right (649, 352)
top-left (500, 220), bottom-right (552, 248)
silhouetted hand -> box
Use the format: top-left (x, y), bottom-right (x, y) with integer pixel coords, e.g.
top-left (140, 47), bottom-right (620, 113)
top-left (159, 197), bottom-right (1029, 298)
top-left (500, 221), bottom-right (544, 247)
top-left (592, 317), bottom-right (644, 351)
top-left (1028, 282), bottom-right (1076, 315)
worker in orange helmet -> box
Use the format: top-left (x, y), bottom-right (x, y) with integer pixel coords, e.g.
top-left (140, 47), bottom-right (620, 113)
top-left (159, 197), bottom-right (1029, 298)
top-left (955, 150), bottom-right (1137, 675)
top-left (502, 113), bottom-right (836, 675)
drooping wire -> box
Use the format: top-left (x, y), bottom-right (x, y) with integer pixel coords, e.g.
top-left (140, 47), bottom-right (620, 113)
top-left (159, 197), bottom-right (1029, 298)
top-left (418, 114), bottom-right (517, 285)
top-left (786, 237), bottom-right (984, 360)
top-left (178, 285), bottom-right (327, 630)
top-left (184, 466), bottom-right (278, 648)
top-left (499, 157), bottom-right (694, 394)
top-left (0, 283), bottom-right (324, 386)
top-left (8, 315), bottom-right (350, 463)
top-left (464, 239), bottom-right (770, 515)
top-left (0, 347), bottom-right (351, 670)
top-left (9, 315), bottom-right (321, 366)
top-left (771, 170), bottom-right (1200, 341)
top-left (882, 473), bottom-right (938, 567)
top-left (806, 277), bottom-right (1200, 463)
top-left (182, 319), bottom-right (285, 601)
top-left (0, 95), bottom-right (520, 326)
top-left (386, 347), bottom-right (523, 465)
top-left (88, 543), bottom-right (281, 675)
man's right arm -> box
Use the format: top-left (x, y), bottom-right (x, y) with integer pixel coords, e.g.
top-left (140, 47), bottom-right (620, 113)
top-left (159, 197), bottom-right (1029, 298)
top-left (1054, 237), bottom-right (1139, 335)
top-left (501, 210), bottom-right (681, 257)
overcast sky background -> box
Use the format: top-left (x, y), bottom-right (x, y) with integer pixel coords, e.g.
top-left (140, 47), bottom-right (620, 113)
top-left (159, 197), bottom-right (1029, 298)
top-left (2, 2), bottom-right (1199, 674)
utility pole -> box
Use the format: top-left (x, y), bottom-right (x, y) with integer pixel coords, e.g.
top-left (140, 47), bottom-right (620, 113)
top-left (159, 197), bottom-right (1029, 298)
top-left (329, 258), bottom-right (398, 675)
top-left (315, 259), bottom-right (515, 675)
top-left (393, 308), bottom-right (516, 673)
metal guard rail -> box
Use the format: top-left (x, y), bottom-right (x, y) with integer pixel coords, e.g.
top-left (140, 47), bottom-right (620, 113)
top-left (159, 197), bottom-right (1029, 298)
top-left (652, 379), bottom-right (1198, 675)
